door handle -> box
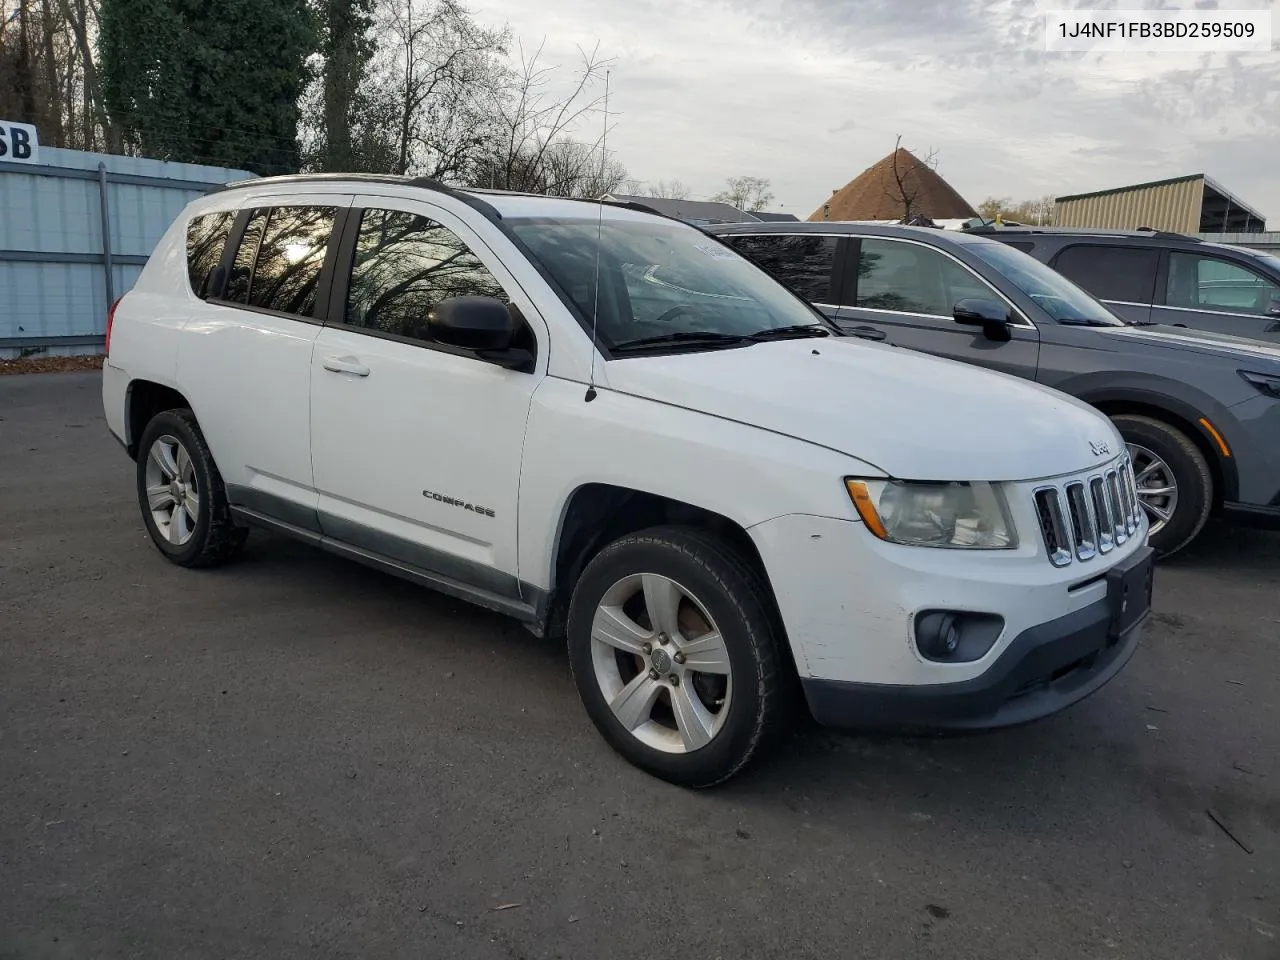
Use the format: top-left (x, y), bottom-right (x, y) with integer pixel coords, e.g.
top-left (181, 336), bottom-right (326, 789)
top-left (846, 324), bottom-right (886, 341)
top-left (322, 355), bottom-right (370, 377)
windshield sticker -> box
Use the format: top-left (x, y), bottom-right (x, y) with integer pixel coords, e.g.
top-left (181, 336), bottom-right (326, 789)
top-left (693, 243), bottom-right (740, 261)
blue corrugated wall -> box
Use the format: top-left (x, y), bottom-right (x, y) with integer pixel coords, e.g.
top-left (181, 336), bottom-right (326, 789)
top-left (0, 147), bottom-right (254, 357)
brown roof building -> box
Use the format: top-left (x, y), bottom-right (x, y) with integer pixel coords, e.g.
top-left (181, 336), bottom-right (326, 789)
top-left (810, 148), bottom-right (978, 222)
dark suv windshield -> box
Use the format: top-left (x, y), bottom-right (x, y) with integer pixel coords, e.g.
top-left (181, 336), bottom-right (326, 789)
top-left (508, 216), bottom-right (830, 350)
top-left (968, 239), bottom-right (1126, 326)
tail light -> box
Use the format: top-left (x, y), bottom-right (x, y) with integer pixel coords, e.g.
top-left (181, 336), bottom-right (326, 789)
top-left (105, 297), bottom-right (122, 357)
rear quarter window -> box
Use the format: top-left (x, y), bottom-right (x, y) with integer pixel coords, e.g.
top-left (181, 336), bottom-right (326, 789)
top-left (1052, 244), bottom-right (1159, 304)
top-left (185, 211), bottom-right (237, 299)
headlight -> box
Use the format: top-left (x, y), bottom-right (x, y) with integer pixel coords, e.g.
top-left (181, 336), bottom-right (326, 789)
top-left (845, 479), bottom-right (1017, 549)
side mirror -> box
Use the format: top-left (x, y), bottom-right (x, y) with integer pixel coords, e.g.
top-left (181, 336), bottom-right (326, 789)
top-left (429, 296), bottom-right (515, 350)
top-left (953, 298), bottom-right (1012, 342)
top-left (428, 296), bottom-right (535, 372)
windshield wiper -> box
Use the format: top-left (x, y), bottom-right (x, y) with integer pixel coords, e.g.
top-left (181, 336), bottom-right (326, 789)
top-left (613, 325), bottom-right (833, 354)
top-left (611, 331), bottom-right (754, 353)
top-left (750, 324), bottom-right (832, 341)
top-left (1057, 317), bottom-right (1123, 327)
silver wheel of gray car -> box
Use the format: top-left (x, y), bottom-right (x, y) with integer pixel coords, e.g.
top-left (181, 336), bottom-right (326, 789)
top-left (1127, 442), bottom-right (1178, 537)
top-left (144, 434), bottom-right (200, 547)
top-left (589, 572), bottom-right (733, 755)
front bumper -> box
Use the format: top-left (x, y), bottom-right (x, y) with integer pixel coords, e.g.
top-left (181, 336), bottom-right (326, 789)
top-left (802, 586), bottom-right (1146, 731)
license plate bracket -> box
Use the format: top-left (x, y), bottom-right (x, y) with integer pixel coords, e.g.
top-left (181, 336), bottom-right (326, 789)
top-left (1106, 545), bottom-right (1154, 638)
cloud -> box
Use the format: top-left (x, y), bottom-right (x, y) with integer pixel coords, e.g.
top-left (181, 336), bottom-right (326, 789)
top-left (467, 0), bottom-right (1280, 221)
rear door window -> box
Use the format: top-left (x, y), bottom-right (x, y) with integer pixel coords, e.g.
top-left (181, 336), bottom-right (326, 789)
top-left (1052, 245), bottom-right (1158, 304)
top-left (719, 234), bottom-right (838, 302)
top-left (1166, 252), bottom-right (1280, 315)
top-left (185, 211), bottom-right (236, 298)
top-left (223, 205), bottom-right (338, 317)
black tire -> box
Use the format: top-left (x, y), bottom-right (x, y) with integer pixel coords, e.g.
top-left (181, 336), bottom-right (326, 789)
top-left (1110, 414), bottom-right (1212, 558)
top-left (566, 525), bottom-right (790, 788)
top-left (135, 408), bottom-right (248, 568)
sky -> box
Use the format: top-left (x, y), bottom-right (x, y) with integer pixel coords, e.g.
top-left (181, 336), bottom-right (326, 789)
top-left (466, 0), bottom-right (1280, 222)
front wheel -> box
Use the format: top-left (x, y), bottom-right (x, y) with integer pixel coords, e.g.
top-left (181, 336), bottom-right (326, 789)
top-left (1110, 414), bottom-right (1212, 558)
top-left (566, 526), bottom-right (789, 788)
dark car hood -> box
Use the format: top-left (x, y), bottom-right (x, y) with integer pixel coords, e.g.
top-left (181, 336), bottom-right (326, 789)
top-left (1100, 324), bottom-right (1280, 365)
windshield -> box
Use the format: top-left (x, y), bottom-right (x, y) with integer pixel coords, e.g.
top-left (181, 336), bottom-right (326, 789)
top-left (507, 216), bottom-right (830, 351)
top-left (967, 240), bottom-right (1126, 326)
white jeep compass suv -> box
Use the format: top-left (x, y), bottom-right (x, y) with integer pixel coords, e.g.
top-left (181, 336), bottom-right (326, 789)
top-left (101, 174), bottom-right (1153, 787)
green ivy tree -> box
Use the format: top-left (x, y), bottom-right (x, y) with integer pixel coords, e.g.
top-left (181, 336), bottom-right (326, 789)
top-left (100, 0), bottom-right (317, 174)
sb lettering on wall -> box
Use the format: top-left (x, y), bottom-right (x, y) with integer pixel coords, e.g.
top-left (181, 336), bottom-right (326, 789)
top-left (0, 121), bottom-right (40, 163)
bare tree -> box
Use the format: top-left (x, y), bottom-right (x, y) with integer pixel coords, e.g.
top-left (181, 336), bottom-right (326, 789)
top-left (0, 0), bottom-right (116, 151)
top-left (883, 133), bottom-right (939, 222)
top-left (711, 176), bottom-right (774, 212)
top-left (642, 178), bottom-right (692, 200)
top-left (479, 38), bottom-right (620, 196)
top-left (976, 194), bottom-right (1055, 225)
top-left (976, 196), bottom-right (1007, 220)
top-left (379, 0), bottom-right (510, 178)
top-left (538, 137), bottom-right (628, 197)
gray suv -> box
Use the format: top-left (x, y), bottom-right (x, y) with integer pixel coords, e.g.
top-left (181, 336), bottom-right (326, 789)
top-left (969, 227), bottom-right (1280, 344)
top-left (704, 222), bottom-right (1280, 557)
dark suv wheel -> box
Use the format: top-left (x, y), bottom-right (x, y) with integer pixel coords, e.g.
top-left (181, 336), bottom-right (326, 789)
top-left (1111, 414), bottom-right (1212, 557)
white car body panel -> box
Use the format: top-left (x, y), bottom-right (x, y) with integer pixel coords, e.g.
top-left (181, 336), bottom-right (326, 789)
top-left (604, 337), bottom-right (1125, 481)
top-left (310, 323), bottom-right (538, 579)
top-left (515, 375), bottom-right (883, 594)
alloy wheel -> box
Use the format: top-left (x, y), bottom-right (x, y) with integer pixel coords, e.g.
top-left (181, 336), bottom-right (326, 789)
top-left (143, 434), bottom-right (200, 547)
top-left (589, 572), bottom-right (733, 754)
top-left (1127, 442), bottom-right (1178, 537)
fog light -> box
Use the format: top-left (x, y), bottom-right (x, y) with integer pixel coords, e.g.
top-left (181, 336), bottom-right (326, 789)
top-left (915, 610), bottom-right (1004, 663)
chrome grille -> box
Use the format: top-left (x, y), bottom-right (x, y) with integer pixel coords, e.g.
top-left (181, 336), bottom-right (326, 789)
top-left (1034, 455), bottom-right (1142, 567)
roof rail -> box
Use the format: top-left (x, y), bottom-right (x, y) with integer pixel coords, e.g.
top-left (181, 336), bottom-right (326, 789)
top-left (213, 172), bottom-right (506, 222)
top-left (964, 224), bottom-right (1203, 243)
top-left (1137, 228), bottom-right (1202, 242)
top-left (211, 172), bottom-right (699, 228)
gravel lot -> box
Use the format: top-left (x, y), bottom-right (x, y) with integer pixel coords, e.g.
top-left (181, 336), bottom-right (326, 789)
top-left (2, 371), bottom-right (1278, 960)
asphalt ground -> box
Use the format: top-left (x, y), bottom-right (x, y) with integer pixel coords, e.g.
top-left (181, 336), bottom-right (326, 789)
top-left (2, 371), bottom-right (1278, 959)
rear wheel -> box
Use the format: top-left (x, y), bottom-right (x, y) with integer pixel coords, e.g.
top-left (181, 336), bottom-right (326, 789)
top-left (136, 409), bottom-right (247, 568)
top-left (566, 526), bottom-right (789, 788)
top-left (1110, 414), bottom-right (1212, 558)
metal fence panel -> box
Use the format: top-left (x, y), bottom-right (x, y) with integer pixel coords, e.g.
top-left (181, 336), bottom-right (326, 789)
top-left (0, 146), bottom-right (253, 356)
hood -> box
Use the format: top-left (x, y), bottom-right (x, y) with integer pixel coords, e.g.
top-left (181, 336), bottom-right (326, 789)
top-left (604, 337), bottom-right (1120, 481)
top-left (1101, 324), bottom-right (1280, 364)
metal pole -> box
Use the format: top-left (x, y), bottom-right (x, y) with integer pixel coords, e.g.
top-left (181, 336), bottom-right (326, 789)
top-left (97, 161), bottom-right (115, 306)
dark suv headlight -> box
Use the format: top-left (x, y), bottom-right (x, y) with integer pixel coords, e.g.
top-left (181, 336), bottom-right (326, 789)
top-left (1240, 371), bottom-right (1280, 399)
